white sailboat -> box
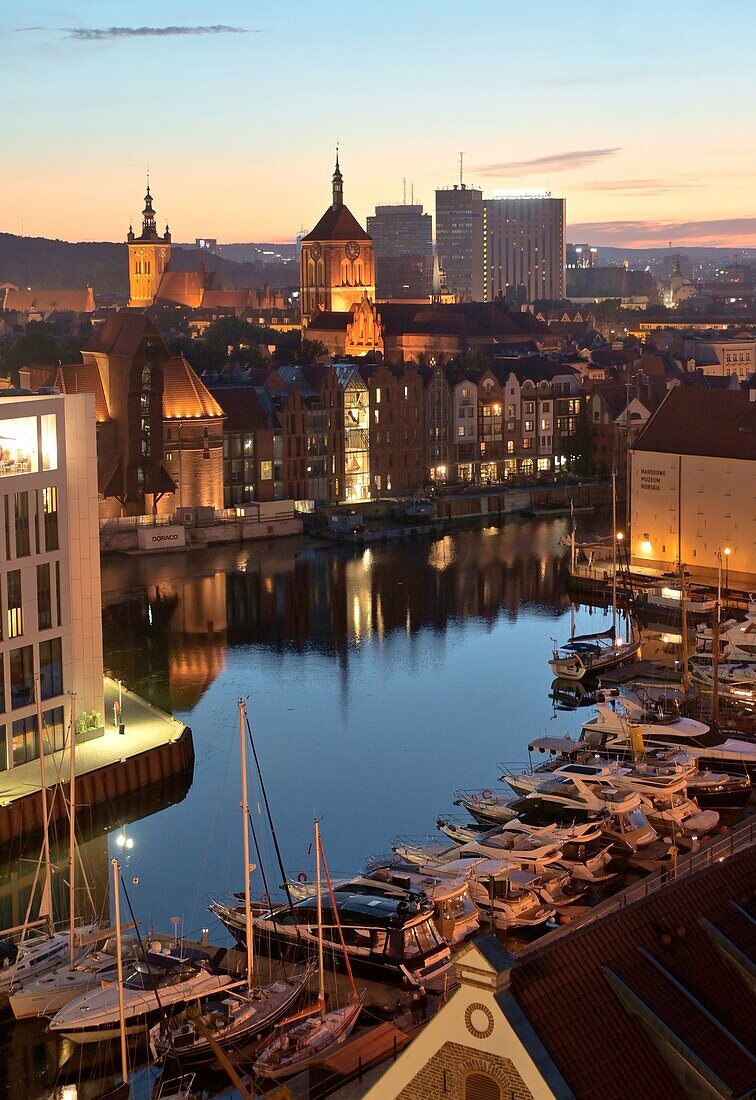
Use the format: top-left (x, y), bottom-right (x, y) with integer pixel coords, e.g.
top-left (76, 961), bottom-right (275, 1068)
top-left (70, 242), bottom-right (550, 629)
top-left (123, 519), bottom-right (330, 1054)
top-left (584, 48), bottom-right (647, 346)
top-left (150, 700), bottom-right (310, 1065)
top-left (253, 819), bottom-right (363, 1081)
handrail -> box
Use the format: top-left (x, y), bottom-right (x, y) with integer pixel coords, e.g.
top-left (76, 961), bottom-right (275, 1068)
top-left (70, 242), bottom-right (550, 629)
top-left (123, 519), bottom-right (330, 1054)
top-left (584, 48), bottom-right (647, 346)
top-left (520, 816), bottom-right (756, 952)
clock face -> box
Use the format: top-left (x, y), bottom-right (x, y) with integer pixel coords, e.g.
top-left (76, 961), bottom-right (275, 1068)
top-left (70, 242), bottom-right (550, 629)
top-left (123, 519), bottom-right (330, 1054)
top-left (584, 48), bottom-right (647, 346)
top-left (310, 243), bottom-right (323, 260)
top-left (345, 241), bottom-right (361, 261)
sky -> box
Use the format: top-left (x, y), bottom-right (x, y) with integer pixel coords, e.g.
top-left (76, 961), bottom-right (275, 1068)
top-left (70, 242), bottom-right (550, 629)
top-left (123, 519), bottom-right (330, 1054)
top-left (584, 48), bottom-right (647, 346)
top-left (2, 0), bottom-right (755, 248)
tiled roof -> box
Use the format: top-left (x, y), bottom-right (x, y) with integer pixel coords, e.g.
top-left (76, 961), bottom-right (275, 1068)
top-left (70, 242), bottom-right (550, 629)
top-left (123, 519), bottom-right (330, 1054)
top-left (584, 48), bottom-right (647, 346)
top-left (86, 311), bottom-right (163, 358)
top-left (2, 287), bottom-right (95, 314)
top-left (162, 358), bottom-right (225, 420)
top-left (510, 846), bottom-right (756, 1100)
top-left (308, 310), bottom-right (351, 332)
top-left (634, 387), bottom-right (756, 461)
top-left (302, 204), bottom-right (372, 243)
top-left (50, 362), bottom-right (110, 422)
top-left (207, 384), bottom-right (273, 431)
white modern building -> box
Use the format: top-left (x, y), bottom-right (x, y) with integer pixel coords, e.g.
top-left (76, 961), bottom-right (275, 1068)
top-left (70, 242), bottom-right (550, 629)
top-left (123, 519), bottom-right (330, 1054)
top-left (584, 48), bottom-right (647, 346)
top-left (0, 392), bottom-right (103, 773)
top-left (631, 387), bottom-right (756, 584)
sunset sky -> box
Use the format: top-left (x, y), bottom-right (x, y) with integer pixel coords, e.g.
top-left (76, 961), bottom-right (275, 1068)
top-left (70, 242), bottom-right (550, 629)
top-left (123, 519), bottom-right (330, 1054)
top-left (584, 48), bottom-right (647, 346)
top-left (3, 0), bottom-right (754, 248)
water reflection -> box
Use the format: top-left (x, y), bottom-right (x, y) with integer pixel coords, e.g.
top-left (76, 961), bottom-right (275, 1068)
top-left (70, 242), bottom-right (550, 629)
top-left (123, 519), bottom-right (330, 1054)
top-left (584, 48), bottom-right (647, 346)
top-left (103, 520), bottom-right (575, 706)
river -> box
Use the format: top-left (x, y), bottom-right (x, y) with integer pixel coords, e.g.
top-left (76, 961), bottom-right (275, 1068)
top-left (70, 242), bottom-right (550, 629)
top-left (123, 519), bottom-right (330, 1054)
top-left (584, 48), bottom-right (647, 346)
top-left (1, 516), bottom-right (621, 1098)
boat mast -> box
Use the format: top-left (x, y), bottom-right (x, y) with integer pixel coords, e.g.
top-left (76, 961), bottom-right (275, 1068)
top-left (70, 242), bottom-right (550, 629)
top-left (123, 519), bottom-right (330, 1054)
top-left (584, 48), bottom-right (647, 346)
top-left (611, 469), bottom-right (618, 642)
top-left (712, 553), bottom-right (722, 725)
top-left (680, 561), bottom-right (690, 694)
top-left (34, 676), bottom-right (53, 929)
top-left (111, 857), bottom-right (128, 1086)
top-left (570, 500), bottom-right (576, 639)
top-left (68, 692), bottom-right (77, 969)
top-left (319, 828), bottom-right (358, 1000)
top-left (239, 700), bottom-right (254, 992)
top-left (314, 818), bottom-right (325, 1014)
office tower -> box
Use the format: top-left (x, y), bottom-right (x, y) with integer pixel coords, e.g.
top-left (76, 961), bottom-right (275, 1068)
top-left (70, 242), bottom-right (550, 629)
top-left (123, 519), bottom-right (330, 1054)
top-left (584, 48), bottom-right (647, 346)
top-left (435, 185), bottom-right (483, 302)
top-left (367, 203), bottom-right (434, 298)
top-left (473, 192), bottom-right (566, 305)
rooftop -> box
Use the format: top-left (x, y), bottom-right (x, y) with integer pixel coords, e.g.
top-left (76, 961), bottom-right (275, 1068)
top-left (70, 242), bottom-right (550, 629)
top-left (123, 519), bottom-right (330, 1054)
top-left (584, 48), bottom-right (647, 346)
top-left (634, 387), bottom-right (756, 461)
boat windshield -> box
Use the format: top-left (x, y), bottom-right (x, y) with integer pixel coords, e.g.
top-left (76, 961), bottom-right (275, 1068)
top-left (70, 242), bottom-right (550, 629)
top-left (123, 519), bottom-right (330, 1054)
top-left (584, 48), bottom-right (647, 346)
top-left (403, 917), bottom-right (443, 959)
top-left (125, 967), bottom-right (174, 991)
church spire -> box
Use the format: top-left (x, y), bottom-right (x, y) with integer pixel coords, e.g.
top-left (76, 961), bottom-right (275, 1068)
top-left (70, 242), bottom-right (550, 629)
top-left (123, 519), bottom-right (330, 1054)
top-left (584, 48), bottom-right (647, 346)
top-left (142, 179), bottom-right (157, 237)
top-left (332, 145), bottom-right (343, 211)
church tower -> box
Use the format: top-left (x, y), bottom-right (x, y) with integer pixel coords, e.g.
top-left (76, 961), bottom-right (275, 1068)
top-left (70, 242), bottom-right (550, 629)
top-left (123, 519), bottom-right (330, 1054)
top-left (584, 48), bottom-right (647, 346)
top-left (300, 153), bottom-right (375, 322)
top-left (127, 181), bottom-right (172, 308)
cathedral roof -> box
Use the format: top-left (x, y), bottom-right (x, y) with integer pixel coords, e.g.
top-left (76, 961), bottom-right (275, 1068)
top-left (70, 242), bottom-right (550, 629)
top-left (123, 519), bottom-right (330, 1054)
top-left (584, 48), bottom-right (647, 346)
top-left (301, 204), bottom-right (372, 243)
top-left (87, 311), bottom-right (163, 358)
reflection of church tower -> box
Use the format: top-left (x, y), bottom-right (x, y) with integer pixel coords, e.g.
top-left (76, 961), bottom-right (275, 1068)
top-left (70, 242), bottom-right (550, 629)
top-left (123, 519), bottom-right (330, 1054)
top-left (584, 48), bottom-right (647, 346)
top-left (299, 152), bottom-right (375, 322)
top-left (127, 181), bottom-right (172, 308)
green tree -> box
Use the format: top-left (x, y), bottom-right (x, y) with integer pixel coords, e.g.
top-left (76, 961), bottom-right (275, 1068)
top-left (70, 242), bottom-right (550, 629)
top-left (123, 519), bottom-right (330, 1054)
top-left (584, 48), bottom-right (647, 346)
top-left (567, 407), bottom-right (595, 477)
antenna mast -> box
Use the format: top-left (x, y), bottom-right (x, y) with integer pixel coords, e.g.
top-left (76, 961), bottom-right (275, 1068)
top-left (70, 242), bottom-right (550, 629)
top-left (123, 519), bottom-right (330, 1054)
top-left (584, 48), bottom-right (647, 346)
top-left (459, 151), bottom-right (464, 186)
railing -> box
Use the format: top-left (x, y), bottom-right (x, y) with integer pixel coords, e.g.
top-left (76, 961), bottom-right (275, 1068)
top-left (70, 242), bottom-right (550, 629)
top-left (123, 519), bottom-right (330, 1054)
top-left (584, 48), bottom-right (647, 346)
top-left (99, 514), bottom-right (176, 532)
top-left (520, 816), bottom-right (756, 952)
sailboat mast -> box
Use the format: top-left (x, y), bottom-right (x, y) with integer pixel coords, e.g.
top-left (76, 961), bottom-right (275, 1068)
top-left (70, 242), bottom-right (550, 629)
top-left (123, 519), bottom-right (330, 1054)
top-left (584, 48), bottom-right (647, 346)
top-left (314, 818), bottom-right (325, 1009)
top-left (239, 700), bottom-right (254, 991)
top-left (611, 469), bottom-right (618, 641)
top-left (35, 676), bottom-right (53, 929)
top-left (712, 553), bottom-right (721, 724)
top-left (111, 858), bottom-right (128, 1086)
top-left (68, 693), bottom-right (77, 969)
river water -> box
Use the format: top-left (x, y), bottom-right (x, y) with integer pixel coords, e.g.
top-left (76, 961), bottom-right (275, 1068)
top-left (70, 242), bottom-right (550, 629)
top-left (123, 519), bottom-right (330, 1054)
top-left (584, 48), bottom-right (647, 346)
top-left (1, 516), bottom-right (620, 1098)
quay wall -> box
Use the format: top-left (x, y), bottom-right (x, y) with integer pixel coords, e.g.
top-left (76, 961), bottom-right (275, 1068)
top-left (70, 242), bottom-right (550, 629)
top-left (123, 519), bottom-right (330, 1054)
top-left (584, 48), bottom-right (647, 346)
top-left (0, 726), bottom-right (195, 850)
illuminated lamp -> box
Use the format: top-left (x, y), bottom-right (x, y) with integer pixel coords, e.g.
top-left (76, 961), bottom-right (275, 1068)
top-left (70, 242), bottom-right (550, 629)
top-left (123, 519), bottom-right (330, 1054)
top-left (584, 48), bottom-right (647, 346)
top-left (615, 531), bottom-right (624, 541)
top-left (641, 533), bottom-right (652, 554)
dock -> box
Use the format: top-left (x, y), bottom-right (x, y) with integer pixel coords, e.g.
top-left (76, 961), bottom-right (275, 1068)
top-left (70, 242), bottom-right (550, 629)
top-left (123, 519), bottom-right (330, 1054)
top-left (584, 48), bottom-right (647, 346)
top-left (0, 676), bottom-right (194, 849)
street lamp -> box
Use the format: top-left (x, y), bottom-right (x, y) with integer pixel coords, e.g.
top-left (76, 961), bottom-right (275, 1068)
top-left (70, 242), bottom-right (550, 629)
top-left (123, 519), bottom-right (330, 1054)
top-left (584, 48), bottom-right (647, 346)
top-left (723, 546), bottom-right (731, 594)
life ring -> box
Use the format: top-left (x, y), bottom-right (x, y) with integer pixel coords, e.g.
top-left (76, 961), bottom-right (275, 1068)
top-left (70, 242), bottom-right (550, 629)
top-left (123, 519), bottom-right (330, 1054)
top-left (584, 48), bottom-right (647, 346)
top-left (260, 892), bottom-right (271, 905)
top-left (482, 789), bottom-right (493, 799)
top-left (297, 872), bottom-right (308, 884)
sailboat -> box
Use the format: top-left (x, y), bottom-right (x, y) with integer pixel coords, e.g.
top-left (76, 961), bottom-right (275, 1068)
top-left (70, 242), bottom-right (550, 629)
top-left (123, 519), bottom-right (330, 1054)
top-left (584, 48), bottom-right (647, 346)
top-left (150, 701), bottom-right (310, 1065)
top-left (549, 471), bottom-right (640, 680)
top-left (253, 819), bottom-right (363, 1081)
top-left (1, 688), bottom-right (99, 1005)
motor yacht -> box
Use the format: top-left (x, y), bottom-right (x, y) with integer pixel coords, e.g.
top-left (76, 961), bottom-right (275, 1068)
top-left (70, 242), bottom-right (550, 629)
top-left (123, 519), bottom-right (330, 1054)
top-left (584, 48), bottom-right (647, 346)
top-left (393, 828), bottom-right (563, 872)
top-left (635, 582), bottom-right (716, 622)
top-left (500, 813), bottom-right (616, 882)
top-left (430, 858), bottom-right (555, 932)
top-left (688, 654), bottom-right (756, 689)
top-left (1, 923), bottom-right (101, 1006)
top-left (580, 691), bottom-right (756, 780)
top-left (210, 889), bottom-right (452, 991)
top-left (453, 788), bottom-right (520, 826)
top-left (48, 948), bottom-right (233, 1043)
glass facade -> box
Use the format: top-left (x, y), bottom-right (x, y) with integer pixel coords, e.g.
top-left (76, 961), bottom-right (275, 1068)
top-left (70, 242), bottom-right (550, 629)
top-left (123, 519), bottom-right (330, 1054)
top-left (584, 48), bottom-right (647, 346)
top-left (10, 645), bottom-right (34, 708)
top-left (43, 486), bottom-right (59, 551)
top-left (343, 382), bottom-right (370, 502)
top-left (0, 417), bottom-right (39, 476)
top-left (39, 636), bottom-right (63, 700)
top-left (37, 563), bottom-right (52, 630)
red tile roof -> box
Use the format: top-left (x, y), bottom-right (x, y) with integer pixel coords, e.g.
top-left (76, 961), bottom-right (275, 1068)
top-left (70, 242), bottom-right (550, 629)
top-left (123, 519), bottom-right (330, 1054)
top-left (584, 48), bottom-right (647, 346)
top-left (86, 311), bottom-right (162, 358)
top-left (50, 362), bottom-right (110, 422)
top-left (510, 846), bottom-right (756, 1100)
top-left (162, 358), bottom-right (225, 420)
top-left (634, 387), bottom-right (756, 461)
top-left (302, 204), bottom-right (372, 243)
top-left (207, 385), bottom-right (272, 431)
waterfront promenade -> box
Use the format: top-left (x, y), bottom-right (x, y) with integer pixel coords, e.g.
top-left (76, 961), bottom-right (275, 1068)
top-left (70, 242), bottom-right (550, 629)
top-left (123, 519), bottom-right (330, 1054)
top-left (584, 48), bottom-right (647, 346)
top-left (0, 677), bottom-right (194, 847)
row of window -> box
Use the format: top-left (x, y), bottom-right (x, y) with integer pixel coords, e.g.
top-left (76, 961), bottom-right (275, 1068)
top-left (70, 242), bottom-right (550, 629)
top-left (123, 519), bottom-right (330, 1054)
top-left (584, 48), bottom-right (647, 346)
top-left (0, 635), bottom-right (63, 719)
top-left (0, 705), bottom-right (65, 771)
top-left (1, 487), bottom-right (59, 562)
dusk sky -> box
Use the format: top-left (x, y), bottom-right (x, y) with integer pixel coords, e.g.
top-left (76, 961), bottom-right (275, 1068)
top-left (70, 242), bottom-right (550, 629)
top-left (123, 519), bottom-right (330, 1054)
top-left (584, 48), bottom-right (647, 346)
top-left (4, 0), bottom-right (755, 248)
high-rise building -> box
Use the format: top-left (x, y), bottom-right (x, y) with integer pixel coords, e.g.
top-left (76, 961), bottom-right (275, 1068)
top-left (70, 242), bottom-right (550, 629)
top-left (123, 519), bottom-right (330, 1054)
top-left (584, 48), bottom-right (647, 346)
top-left (127, 183), bottom-right (172, 308)
top-left (435, 185), bottom-right (483, 302)
top-left (473, 192), bottom-right (566, 305)
top-left (567, 243), bottom-right (597, 270)
top-left (0, 391), bottom-right (103, 773)
top-left (367, 203), bottom-right (434, 298)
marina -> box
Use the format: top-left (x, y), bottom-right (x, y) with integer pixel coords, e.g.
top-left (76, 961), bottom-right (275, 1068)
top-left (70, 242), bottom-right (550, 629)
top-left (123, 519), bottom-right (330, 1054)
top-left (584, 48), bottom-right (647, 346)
top-left (1, 518), bottom-right (754, 1099)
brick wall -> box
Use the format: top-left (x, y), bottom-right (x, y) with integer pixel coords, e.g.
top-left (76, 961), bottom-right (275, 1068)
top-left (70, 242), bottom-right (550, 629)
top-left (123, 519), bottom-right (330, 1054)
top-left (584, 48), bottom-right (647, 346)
top-left (396, 1041), bottom-right (535, 1100)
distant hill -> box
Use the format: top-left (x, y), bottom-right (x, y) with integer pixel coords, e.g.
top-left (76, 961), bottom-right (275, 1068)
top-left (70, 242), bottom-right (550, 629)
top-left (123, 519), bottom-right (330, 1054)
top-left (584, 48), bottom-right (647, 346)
top-left (0, 234), bottom-right (297, 298)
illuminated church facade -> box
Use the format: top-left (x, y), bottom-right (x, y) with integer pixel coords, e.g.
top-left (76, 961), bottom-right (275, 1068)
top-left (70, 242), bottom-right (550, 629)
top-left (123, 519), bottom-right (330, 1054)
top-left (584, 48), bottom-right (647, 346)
top-left (299, 155), bottom-right (375, 321)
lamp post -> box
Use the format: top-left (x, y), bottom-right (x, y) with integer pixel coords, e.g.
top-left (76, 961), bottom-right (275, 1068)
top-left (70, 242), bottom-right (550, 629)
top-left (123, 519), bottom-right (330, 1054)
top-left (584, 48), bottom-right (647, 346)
top-left (723, 546), bottom-right (731, 597)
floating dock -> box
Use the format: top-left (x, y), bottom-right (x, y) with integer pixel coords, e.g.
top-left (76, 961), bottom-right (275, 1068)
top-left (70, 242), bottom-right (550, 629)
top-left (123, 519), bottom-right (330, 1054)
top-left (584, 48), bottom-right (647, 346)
top-left (0, 677), bottom-right (194, 849)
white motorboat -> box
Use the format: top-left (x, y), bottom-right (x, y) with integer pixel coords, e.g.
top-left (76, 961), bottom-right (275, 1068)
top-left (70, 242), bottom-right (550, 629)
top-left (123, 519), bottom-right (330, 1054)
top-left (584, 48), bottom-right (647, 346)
top-left (509, 734), bottom-right (751, 811)
top-left (48, 950), bottom-right (235, 1043)
top-left (636, 582), bottom-right (717, 621)
top-left (453, 788), bottom-right (520, 825)
top-left (529, 763), bottom-right (657, 850)
top-left (696, 600), bottom-right (756, 660)
top-left (393, 827), bottom-right (562, 872)
top-left (500, 817), bottom-right (616, 882)
top-left (433, 859), bottom-right (555, 932)
top-left (688, 654), bottom-right (756, 688)
top-left (0, 929), bottom-right (77, 1004)
top-left (10, 938), bottom-right (123, 1020)
top-left (580, 690), bottom-right (756, 780)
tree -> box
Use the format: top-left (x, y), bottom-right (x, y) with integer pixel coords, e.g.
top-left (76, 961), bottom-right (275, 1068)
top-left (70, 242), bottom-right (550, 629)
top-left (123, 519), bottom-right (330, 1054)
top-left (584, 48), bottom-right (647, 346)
top-left (566, 406), bottom-right (595, 477)
top-left (0, 321), bottom-right (86, 378)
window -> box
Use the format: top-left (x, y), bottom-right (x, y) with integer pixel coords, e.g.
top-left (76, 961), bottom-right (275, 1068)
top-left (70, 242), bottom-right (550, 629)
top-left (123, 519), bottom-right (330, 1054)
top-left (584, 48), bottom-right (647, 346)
top-left (37, 563), bottom-right (52, 631)
top-left (464, 1073), bottom-right (501, 1100)
top-left (43, 706), bottom-right (65, 753)
top-left (375, 387), bottom-right (381, 404)
top-left (14, 492), bottom-right (29, 557)
top-left (41, 414), bottom-right (57, 471)
top-left (12, 716), bottom-right (38, 767)
top-left (374, 408), bottom-right (380, 424)
top-left (260, 460), bottom-right (273, 481)
top-left (462, 387), bottom-right (469, 399)
top-left (524, 401), bottom-right (535, 414)
top-left (33, 490), bottom-right (40, 553)
top-left (10, 644), bottom-right (34, 708)
top-left (541, 418), bottom-right (549, 431)
top-left (3, 497), bottom-right (9, 560)
top-left (458, 426), bottom-right (465, 437)
top-left (39, 637), bottom-right (63, 700)
top-left (55, 560), bottom-right (61, 626)
top-left (43, 486), bottom-right (58, 551)
top-left (0, 725), bottom-right (6, 771)
top-left (507, 440), bottom-right (514, 454)
top-left (507, 404), bottom-right (516, 418)
top-left (7, 569), bottom-right (21, 638)
top-left (541, 401), bottom-right (551, 412)
top-left (0, 416), bottom-right (39, 476)
top-left (524, 420), bottom-right (534, 432)
top-left (522, 438), bottom-right (533, 449)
